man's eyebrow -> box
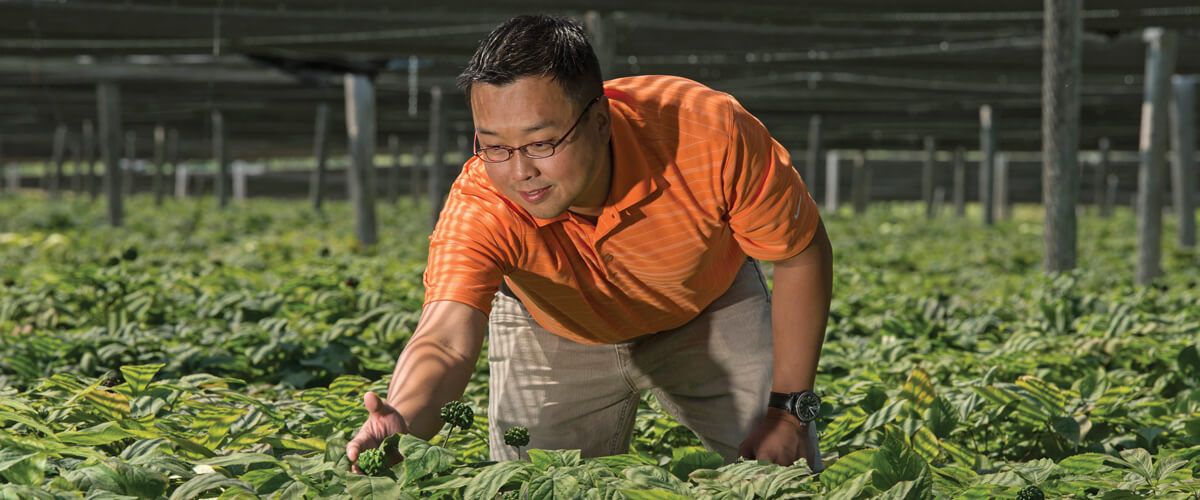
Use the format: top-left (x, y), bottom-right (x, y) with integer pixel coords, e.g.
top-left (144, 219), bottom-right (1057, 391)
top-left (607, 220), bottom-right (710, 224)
top-left (476, 121), bottom-right (556, 137)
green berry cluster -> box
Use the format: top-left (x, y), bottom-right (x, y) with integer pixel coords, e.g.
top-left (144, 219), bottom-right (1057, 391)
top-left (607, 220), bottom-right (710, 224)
top-left (357, 447), bottom-right (386, 476)
top-left (503, 426), bottom-right (530, 447)
top-left (440, 400), bottom-right (474, 429)
top-left (1016, 485), bottom-right (1044, 500)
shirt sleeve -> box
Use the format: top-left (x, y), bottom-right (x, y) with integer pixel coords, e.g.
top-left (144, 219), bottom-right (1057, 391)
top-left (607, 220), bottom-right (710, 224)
top-left (721, 97), bottom-right (821, 262)
top-left (423, 174), bottom-right (521, 316)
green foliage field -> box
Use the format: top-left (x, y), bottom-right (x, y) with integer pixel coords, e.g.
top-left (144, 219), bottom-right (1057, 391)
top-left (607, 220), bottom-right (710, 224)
top-left (1, 194), bottom-right (1199, 498)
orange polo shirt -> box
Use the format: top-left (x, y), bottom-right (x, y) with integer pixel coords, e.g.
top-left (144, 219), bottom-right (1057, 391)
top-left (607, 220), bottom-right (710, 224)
top-left (424, 75), bottom-right (820, 345)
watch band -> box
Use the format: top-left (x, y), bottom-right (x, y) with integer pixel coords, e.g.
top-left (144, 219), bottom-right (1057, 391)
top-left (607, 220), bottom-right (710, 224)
top-left (768, 390), bottom-right (820, 423)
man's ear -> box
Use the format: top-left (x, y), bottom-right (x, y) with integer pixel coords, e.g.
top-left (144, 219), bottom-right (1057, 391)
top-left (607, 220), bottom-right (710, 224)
top-left (594, 96), bottom-right (612, 138)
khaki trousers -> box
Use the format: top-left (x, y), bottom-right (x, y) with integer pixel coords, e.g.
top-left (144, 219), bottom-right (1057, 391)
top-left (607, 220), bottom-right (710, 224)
top-left (487, 259), bottom-right (802, 464)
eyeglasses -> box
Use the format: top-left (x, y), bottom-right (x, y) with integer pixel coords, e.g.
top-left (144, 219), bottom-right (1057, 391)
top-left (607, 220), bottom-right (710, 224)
top-left (473, 96), bottom-right (602, 163)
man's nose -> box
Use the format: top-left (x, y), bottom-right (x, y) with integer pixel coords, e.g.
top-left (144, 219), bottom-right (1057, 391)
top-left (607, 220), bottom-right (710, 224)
top-left (511, 154), bottom-right (539, 182)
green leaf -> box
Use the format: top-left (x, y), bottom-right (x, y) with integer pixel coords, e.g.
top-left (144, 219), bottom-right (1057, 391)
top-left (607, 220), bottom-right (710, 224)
top-left (345, 474), bottom-right (413, 500)
top-left (56, 421), bottom-right (133, 446)
top-left (871, 428), bottom-right (927, 492)
top-left (900, 368), bottom-right (936, 416)
top-left (527, 449), bottom-right (582, 470)
top-left (910, 427), bottom-right (941, 464)
top-left (395, 434), bottom-right (454, 487)
top-left (168, 473), bottom-right (254, 500)
top-left (464, 461), bottom-right (533, 500)
top-left (819, 448), bottom-right (877, 490)
top-left (120, 363), bottom-right (165, 397)
top-left (618, 488), bottom-right (693, 500)
top-left (524, 470), bottom-right (582, 500)
top-left (1057, 453), bottom-right (1109, 475)
top-left (0, 451), bottom-right (44, 486)
top-left (826, 470), bottom-right (875, 500)
top-left (923, 396), bottom-right (959, 439)
top-left (863, 400), bottom-right (907, 432)
top-left (668, 446), bottom-right (723, 481)
top-left (823, 406), bottom-right (869, 445)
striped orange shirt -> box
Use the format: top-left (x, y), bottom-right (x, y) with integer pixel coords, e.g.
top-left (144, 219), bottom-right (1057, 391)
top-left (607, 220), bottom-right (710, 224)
top-left (424, 75), bottom-right (820, 345)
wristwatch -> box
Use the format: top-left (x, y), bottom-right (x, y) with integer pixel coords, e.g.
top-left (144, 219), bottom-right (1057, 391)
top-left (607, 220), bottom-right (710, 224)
top-left (768, 390), bottom-right (821, 424)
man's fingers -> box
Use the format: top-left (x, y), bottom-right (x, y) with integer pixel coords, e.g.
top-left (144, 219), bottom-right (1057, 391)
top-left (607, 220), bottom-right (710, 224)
top-left (363, 391), bottom-right (384, 414)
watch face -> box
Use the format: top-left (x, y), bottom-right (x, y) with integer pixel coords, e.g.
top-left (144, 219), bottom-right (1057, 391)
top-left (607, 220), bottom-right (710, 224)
top-left (794, 392), bottom-right (821, 422)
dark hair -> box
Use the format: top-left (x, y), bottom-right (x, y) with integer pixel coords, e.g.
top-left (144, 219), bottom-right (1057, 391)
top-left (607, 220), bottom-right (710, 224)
top-left (457, 15), bottom-right (604, 108)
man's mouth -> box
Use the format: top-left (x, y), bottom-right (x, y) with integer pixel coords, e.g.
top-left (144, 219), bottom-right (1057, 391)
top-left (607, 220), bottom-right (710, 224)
top-left (520, 186), bottom-right (551, 203)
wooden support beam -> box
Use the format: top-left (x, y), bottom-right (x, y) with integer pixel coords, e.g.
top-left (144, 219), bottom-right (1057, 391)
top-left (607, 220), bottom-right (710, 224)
top-left (806, 114), bottom-right (821, 203)
top-left (407, 55), bottom-right (419, 118)
top-left (1169, 75), bottom-right (1196, 249)
top-left (994, 153), bottom-right (1010, 220)
top-left (212, 110), bottom-right (229, 208)
top-left (122, 131), bottom-right (136, 198)
top-left (1094, 137), bottom-right (1110, 213)
top-left (167, 128), bottom-right (179, 201)
top-left (824, 150), bottom-right (840, 214)
top-left (1043, 0), bottom-right (1082, 272)
top-left (96, 82), bottom-right (123, 226)
top-left (979, 104), bottom-right (996, 226)
top-left (411, 144), bottom-right (424, 208)
top-left (82, 120), bottom-right (96, 200)
top-left (49, 124), bottom-right (68, 200)
top-left (153, 124), bottom-right (166, 206)
top-left (309, 102), bottom-right (330, 211)
top-left (585, 11), bottom-right (616, 79)
top-left (922, 135), bottom-right (935, 218)
top-left (1103, 174), bottom-right (1118, 217)
top-left (69, 136), bottom-right (81, 193)
top-left (344, 73), bottom-right (379, 246)
top-left (428, 85), bottom-right (446, 228)
top-left (388, 134), bottom-right (400, 204)
top-left (953, 146), bottom-right (966, 217)
top-left (852, 151), bottom-right (868, 215)
top-left (1135, 28), bottom-right (1178, 285)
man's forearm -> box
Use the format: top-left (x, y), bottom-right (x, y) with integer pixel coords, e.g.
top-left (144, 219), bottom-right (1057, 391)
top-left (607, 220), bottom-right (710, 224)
top-left (384, 301), bottom-right (487, 440)
top-left (386, 337), bottom-right (478, 439)
top-left (769, 220), bottom-right (833, 393)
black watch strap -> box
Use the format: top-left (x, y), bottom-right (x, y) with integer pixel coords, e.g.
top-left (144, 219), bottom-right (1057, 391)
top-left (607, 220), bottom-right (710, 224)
top-left (767, 390), bottom-right (820, 423)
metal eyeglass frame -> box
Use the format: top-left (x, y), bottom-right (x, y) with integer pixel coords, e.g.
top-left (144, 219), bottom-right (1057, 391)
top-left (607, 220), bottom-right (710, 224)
top-left (472, 95), bottom-right (602, 163)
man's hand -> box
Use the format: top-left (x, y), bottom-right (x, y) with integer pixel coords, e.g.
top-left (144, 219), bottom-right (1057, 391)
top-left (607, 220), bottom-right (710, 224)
top-left (738, 408), bottom-right (823, 471)
top-left (346, 391), bottom-right (409, 474)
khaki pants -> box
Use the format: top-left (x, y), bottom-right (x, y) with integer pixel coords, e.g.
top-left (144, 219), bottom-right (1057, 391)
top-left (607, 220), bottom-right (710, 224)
top-left (487, 258), bottom-right (814, 464)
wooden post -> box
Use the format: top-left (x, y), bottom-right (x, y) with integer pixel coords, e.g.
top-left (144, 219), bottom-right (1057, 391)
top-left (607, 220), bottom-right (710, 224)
top-left (979, 105), bottom-right (997, 226)
top-left (97, 82), bottom-right (123, 226)
top-left (428, 85), bottom-right (446, 228)
top-left (1135, 28), bottom-right (1178, 285)
top-left (806, 115), bottom-right (821, 202)
top-left (232, 162), bottom-right (246, 202)
top-left (123, 131), bottom-right (135, 198)
top-left (309, 103), bottom-right (330, 211)
top-left (49, 124), bottom-right (67, 200)
top-left (212, 110), bottom-right (229, 208)
top-left (408, 56), bottom-right (420, 118)
top-left (411, 144), bottom-right (424, 208)
top-left (388, 134), bottom-right (400, 204)
top-left (344, 73), bottom-right (380, 246)
top-left (953, 147), bottom-right (966, 217)
top-left (69, 137), bottom-right (81, 194)
top-left (852, 151), bottom-right (868, 215)
top-left (167, 128), bottom-right (179, 200)
top-left (922, 136), bottom-right (936, 218)
top-left (1103, 174), bottom-right (1118, 217)
top-left (153, 125), bottom-right (166, 206)
top-left (1170, 75), bottom-right (1197, 249)
top-left (994, 153), bottom-right (1010, 220)
top-left (584, 11), bottom-right (616, 78)
top-left (1043, 0), bottom-right (1083, 272)
top-left (175, 165), bottom-right (189, 200)
top-left (82, 120), bottom-right (97, 200)
top-left (933, 187), bottom-right (946, 217)
top-left (1095, 138), bottom-right (1110, 213)
top-left (824, 150), bottom-right (839, 214)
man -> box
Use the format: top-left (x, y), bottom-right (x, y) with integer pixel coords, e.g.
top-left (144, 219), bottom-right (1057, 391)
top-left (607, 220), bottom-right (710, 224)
top-left (346, 14), bottom-right (832, 471)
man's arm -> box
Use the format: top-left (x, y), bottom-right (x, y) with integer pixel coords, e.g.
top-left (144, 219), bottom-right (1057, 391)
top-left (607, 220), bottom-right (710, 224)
top-left (347, 299), bottom-right (487, 471)
top-left (387, 300), bottom-right (488, 439)
top-left (769, 218), bottom-right (832, 395)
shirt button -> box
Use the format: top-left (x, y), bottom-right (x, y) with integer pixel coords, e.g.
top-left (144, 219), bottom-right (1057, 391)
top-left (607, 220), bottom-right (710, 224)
top-left (603, 254), bottom-right (614, 263)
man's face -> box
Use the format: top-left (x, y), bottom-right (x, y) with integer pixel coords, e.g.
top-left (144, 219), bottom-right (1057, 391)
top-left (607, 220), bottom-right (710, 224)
top-left (470, 76), bottom-right (611, 219)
